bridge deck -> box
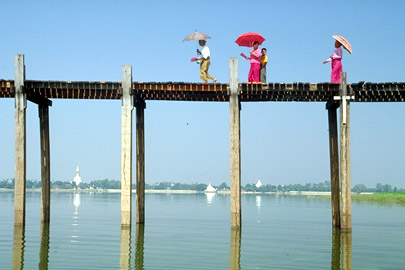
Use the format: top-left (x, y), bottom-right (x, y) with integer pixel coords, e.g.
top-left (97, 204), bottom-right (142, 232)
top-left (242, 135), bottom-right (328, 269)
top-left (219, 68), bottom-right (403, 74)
top-left (1, 80), bottom-right (405, 102)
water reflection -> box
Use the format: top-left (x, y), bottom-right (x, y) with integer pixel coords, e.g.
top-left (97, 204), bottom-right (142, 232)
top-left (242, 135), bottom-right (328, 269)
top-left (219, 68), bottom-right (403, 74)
top-left (119, 227), bottom-right (131, 270)
top-left (135, 224), bottom-right (145, 270)
top-left (12, 225), bottom-right (25, 270)
top-left (230, 228), bottom-right (241, 270)
top-left (73, 192), bottom-right (80, 216)
top-left (255, 195), bottom-right (261, 210)
top-left (39, 222), bottom-right (50, 270)
top-left (331, 229), bottom-right (352, 270)
top-left (205, 193), bottom-right (215, 205)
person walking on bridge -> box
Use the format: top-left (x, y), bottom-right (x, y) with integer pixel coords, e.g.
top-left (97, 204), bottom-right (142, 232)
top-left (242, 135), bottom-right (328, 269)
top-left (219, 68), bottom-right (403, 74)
top-left (197, 40), bottom-right (217, 84)
top-left (323, 35), bottom-right (352, 83)
top-left (243, 41), bottom-right (261, 83)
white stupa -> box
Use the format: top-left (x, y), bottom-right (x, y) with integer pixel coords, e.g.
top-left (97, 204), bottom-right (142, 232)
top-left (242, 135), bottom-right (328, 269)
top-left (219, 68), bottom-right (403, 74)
top-left (255, 179), bottom-right (263, 188)
top-left (205, 183), bottom-right (216, 193)
top-left (73, 165), bottom-right (82, 186)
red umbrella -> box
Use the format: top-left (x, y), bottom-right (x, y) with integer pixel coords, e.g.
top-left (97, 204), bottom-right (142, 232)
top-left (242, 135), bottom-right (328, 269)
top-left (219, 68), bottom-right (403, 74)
top-left (235, 32), bottom-right (265, 47)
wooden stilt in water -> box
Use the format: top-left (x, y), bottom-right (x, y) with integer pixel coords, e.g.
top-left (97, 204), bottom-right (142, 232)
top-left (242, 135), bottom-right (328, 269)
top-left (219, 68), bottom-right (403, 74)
top-left (327, 100), bottom-right (340, 228)
top-left (39, 103), bottom-right (51, 223)
top-left (339, 72), bottom-right (352, 231)
top-left (229, 57), bottom-right (241, 229)
top-left (121, 65), bottom-right (133, 228)
top-left (136, 99), bottom-right (146, 224)
top-left (14, 54), bottom-right (27, 226)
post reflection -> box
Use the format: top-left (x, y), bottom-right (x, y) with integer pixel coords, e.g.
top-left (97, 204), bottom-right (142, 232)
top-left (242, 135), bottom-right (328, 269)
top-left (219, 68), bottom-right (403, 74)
top-left (331, 229), bottom-right (352, 270)
top-left (135, 224), bottom-right (145, 270)
top-left (119, 226), bottom-right (132, 270)
top-left (12, 225), bottom-right (25, 270)
top-left (230, 228), bottom-right (241, 270)
top-left (39, 222), bottom-right (50, 270)
top-left (341, 231), bottom-right (352, 270)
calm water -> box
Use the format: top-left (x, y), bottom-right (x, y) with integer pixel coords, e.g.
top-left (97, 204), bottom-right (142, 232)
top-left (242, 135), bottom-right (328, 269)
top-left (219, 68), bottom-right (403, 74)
top-left (1, 191), bottom-right (404, 269)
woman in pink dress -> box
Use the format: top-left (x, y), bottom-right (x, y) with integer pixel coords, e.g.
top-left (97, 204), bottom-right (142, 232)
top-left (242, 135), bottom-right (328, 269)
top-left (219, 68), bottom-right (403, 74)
top-left (323, 40), bottom-right (343, 83)
top-left (243, 41), bottom-right (261, 82)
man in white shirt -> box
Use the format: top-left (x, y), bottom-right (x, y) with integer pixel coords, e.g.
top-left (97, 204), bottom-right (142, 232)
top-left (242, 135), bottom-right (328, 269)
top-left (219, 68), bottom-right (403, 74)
top-left (197, 40), bottom-right (217, 84)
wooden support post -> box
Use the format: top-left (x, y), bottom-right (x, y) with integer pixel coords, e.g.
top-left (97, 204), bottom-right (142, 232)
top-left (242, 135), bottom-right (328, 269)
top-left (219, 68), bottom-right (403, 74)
top-left (136, 99), bottom-right (146, 224)
top-left (39, 104), bottom-right (51, 223)
top-left (339, 72), bottom-right (352, 231)
top-left (14, 54), bottom-right (27, 226)
top-left (230, 228), bottom-right (241, 270)
top-left (229, 57), bottom-right (241, 229)
top-left (327, 100), bottom-right (340, 228)
top-left (121, 65), bottom-right (133, 228)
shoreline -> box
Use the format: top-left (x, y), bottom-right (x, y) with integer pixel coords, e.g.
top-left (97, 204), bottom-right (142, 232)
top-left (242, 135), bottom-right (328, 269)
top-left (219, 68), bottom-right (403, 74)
top-left (0, 188), bottom-right (333, 196)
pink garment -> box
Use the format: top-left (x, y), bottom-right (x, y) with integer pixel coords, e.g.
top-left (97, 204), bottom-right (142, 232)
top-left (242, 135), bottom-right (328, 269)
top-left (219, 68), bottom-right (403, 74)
top-left (248, 48), bottom-right (261, 82)
top-left (250, 48), bottom-right (261, 64)
top-left (248, 63), bottom-right (261, 82)
top-left (325, 47), bottom-right (342, 63)
top-left (331, 59), bottom-right (342, 83)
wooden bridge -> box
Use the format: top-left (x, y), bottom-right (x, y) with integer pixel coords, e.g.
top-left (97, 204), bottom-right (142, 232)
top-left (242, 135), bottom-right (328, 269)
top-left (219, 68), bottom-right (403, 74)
top-left (2, 55), bottom-right (405, 231)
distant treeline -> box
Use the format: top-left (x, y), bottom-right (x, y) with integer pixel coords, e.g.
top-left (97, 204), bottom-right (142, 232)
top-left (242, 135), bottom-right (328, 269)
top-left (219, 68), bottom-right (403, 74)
top-left (1, 179), bottom-right (404, 193)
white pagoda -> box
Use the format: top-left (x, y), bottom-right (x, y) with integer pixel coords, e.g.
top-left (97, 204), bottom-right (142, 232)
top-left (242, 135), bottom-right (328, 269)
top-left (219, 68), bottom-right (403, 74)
top-left (255, 179), bottom-right (263, 188)
top-left (73, 165), bottom-right (82, 186)
top-left (204, 183), bottom-right (216, 193)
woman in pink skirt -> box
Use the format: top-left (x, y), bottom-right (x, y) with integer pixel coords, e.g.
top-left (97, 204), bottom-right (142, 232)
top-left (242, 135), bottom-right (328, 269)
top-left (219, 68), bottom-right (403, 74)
top-left (323, 40), bottom-right (343, 83)
top-left (243, 41), bottom-right (261, 82)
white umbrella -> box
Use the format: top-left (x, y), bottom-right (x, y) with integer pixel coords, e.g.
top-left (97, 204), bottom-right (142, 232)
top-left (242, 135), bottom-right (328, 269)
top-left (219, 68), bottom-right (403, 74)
top-left (183, 31), bottom-right (211, 42)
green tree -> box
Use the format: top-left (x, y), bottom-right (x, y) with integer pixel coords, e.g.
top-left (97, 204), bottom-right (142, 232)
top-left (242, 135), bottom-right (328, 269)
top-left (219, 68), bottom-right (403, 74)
top-left (218, 182), bottom-right (229, 190)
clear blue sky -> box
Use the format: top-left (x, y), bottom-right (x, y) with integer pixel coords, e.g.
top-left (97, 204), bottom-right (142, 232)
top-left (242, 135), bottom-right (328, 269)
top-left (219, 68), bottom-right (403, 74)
top-left (1, 0), bottom-right (404, 188)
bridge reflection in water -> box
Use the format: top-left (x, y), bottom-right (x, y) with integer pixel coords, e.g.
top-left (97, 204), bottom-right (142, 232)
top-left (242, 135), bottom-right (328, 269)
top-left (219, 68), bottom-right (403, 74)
top-left (12, 222), bottom-right (353, 269)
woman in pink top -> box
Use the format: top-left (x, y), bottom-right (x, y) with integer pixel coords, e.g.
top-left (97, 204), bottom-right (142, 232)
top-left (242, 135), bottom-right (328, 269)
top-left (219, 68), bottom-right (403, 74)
top-left (243, 41), bottom-right (261, 82)
top-left (323, 40), bottom-right (343, 83)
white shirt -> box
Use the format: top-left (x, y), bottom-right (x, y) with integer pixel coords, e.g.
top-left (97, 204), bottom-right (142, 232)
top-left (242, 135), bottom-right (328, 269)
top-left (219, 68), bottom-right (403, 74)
top-left (201, 45), bottom-right (210, 59)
